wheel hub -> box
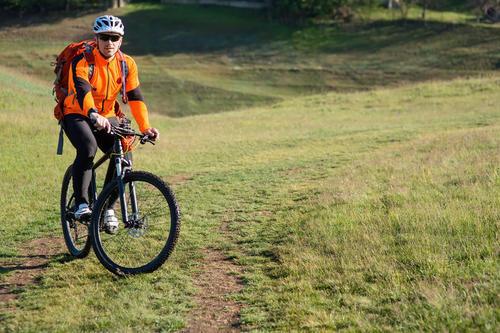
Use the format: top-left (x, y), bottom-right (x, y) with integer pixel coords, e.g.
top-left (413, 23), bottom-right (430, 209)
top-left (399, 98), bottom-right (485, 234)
top-left (126, 215), bottom-right (148, 238)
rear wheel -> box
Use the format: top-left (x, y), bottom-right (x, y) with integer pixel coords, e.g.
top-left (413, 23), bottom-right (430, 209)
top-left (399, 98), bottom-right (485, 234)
top-left (61, 165), bottom-right (92, 258)
top-left (91, 171), bottom-right (180, 275)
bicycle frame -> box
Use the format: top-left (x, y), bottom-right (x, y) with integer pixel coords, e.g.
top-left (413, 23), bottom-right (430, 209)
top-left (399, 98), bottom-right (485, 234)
top-left (90, 135), bottom-right (139, 227)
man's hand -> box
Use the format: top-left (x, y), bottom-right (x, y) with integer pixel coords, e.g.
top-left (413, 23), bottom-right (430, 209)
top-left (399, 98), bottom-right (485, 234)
top-left (143, 128), bottom-right (160, 141)
top-left (90, 112), bottom-right (111, 133)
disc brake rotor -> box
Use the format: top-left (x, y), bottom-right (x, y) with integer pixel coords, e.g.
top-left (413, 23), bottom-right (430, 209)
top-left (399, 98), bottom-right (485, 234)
top-left (127, 216), bottom-right (148, 238)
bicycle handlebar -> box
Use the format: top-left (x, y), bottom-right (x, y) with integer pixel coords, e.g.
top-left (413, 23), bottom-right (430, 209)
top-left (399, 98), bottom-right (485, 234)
top-left (89, 115), bottom-right (156, 145)
top-left (110, 125), bottom-right (156, 145)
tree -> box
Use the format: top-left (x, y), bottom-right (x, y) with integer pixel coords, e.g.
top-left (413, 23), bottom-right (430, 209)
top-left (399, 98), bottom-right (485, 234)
top-left (420, 0), bottom-right (428, 19)
top-left (0, 0), bottom-right (128, 15)
top-left (109, 0), bottom-right (127, 8)
top-left (414, 0), bottom-right (442, 21)
top-left (271, 0), bottom-right (352, 21)
top-left (396, 0), bottom-right (430, 20)
top-left (396, 0), bottom-right (409, 19)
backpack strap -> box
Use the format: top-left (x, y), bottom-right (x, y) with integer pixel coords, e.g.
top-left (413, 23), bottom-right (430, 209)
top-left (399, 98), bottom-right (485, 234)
top-left (88, 63), bottom-right (95, 82)
top-left (117, 50), bottom-right (128, 104)
top-left (56, 121), bottom-right (65, 155)
top-left (83, 43), bottom-right (95, 82)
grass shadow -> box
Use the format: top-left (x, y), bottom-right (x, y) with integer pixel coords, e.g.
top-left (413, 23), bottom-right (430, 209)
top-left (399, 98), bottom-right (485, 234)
top-left (0, 253), bottom-right (73, 276)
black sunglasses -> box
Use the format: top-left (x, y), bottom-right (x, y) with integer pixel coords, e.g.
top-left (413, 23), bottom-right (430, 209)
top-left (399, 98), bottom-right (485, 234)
top-left (98, 34), bottom-right (121, 42)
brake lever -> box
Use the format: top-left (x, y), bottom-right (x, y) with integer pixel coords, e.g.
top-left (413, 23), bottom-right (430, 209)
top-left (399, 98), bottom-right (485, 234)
top-left (111, 126), bottom-right (135, 137)
top-left (140, 135), bottom-right (155, 145)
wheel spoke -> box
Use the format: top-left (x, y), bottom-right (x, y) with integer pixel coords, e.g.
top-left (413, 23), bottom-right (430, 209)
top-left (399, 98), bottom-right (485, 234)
top-left (92, 172), bottom-right (180, 274)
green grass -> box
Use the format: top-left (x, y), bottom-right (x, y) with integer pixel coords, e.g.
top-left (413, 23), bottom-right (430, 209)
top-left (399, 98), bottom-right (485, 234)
top-left (356, 5), bottom-right (476, 23)
top-left (234, 125), bottom-right (499, 331)
top-left (0, 3), bottom-right (499, 332)
top-left (1, 3), bottom-right (500, 117)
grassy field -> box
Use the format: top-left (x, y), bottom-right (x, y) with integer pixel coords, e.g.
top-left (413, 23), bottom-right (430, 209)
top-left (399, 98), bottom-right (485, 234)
top-left (0, 3), bottom-right (499, 332)
top-left (1, 3), bottom-right (500, 117)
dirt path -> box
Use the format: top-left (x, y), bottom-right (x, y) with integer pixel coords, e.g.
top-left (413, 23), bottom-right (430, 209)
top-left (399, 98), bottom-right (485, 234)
top-left (182, 228), bottom-right (244, 332)
top-left (0, 237), bottom-right (65, 304)
top-left (2, 226), bottom-right (244, 331)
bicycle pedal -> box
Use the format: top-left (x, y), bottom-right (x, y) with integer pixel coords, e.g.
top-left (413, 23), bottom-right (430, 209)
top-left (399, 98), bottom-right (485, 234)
top-left (65, 211), bottom-right (75, 221)
top-left (80, 219), bottom-right (90, 226)
top-left (77, 214), bottom-right (91, 224)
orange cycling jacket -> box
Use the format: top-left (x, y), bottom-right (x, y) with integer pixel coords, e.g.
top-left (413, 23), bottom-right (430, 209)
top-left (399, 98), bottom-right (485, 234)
top-left (63, 47), bottom-right (151, 132)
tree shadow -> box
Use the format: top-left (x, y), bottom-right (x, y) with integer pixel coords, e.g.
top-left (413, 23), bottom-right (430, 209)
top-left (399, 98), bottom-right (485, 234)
top-left (115, 5), bottom-right (495, 59)
top-left (1, 3), bottom-right (487, 59)
top-left (115, 4), bottom-right (293, 56)
top-left (303, 19), bottom-right (489, 55)
top-left (0, 7), bottom-right (106, 30)
top-left (0, 3), bottom-right (495, 118)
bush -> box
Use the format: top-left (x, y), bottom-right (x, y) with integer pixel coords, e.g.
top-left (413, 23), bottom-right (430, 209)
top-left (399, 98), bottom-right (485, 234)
top-left (271, 0), bottom-right (340, 20)
top-left (271, 0), bottom-right (379, 21)
top-left (0, 0), bottom-right (108, 16)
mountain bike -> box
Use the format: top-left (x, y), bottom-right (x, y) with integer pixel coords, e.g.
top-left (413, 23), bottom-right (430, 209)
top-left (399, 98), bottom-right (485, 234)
top-left (60, 120), bottom-right (180, 275)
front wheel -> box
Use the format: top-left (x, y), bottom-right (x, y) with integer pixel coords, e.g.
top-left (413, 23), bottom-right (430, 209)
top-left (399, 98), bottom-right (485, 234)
top-left (90, 171), bottom-right (180, 275)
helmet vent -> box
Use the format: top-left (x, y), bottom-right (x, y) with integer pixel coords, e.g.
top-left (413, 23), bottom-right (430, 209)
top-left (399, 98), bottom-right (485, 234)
top-left (93, 15), bottom-right (124, 36)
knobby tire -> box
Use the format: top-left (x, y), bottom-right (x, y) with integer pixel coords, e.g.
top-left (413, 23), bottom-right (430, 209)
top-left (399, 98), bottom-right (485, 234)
top-left (60, 165), bottom-right (92, 258)
top-left (90, 171), bottom-right (180, 276)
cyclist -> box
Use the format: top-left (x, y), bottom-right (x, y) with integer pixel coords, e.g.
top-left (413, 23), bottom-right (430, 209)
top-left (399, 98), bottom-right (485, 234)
top-left (63, 15), bottom-right (159, 222)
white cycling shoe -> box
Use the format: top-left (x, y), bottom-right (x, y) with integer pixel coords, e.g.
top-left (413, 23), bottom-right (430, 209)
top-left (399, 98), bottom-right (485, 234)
top-left (74, 203), bottom-right (92, 220)
top-left (104, 209), bottom-right (119, 234)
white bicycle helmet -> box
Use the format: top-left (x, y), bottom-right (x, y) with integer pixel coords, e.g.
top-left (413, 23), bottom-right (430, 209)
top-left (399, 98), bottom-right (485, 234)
top-left (93, 15), bottom-right (124, 36)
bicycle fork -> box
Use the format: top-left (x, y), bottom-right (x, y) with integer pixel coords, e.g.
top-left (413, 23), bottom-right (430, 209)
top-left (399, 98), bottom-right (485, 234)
top-left (114, 141), bottom-right (139, 226)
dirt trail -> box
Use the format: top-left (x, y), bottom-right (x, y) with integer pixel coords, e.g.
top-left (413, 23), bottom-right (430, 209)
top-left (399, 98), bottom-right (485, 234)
top-left (0, 237), bottom-right (64, 304)
top-left (2, 226), bottom-right (244, 331)
top-left (182, 226), bottom-right (243, 332)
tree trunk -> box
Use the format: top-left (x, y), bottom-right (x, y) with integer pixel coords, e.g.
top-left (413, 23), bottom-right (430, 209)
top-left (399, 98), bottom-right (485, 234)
top-left (110, 0), bottom-right (128, 8)
top-left (266, 0), bottom-right (272, 21)
top-left (399, 0), bottom-right (409, 19)
top-left (422, 0), bottom-right (427, 20)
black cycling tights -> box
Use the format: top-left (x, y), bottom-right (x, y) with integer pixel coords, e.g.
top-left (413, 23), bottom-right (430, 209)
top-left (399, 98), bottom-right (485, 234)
top-left (63, 114), bottom-right (118, 206)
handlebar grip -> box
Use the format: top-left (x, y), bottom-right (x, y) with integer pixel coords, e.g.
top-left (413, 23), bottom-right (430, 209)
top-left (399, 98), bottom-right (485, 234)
top-left (140, 136), bottom-right (155, 145)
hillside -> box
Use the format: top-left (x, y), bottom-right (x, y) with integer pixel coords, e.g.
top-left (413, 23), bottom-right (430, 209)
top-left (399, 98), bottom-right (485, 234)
top-left (0, 3), bottom-right (499, 332)
top-left (1, 3), bottom-right (500, 117)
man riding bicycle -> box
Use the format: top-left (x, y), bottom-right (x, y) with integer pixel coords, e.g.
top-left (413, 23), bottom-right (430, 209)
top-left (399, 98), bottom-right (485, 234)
top-left (63, 15), bottom-right (159, 224)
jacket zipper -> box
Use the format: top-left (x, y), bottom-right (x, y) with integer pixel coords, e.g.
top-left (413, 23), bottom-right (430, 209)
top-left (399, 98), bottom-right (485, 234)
top-left (102, 62), bottom-right (110, 112)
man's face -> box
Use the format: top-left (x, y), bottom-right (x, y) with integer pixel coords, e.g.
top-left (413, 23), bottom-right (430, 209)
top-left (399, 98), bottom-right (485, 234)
top-left (96, 33), bottom-right (122, 58)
